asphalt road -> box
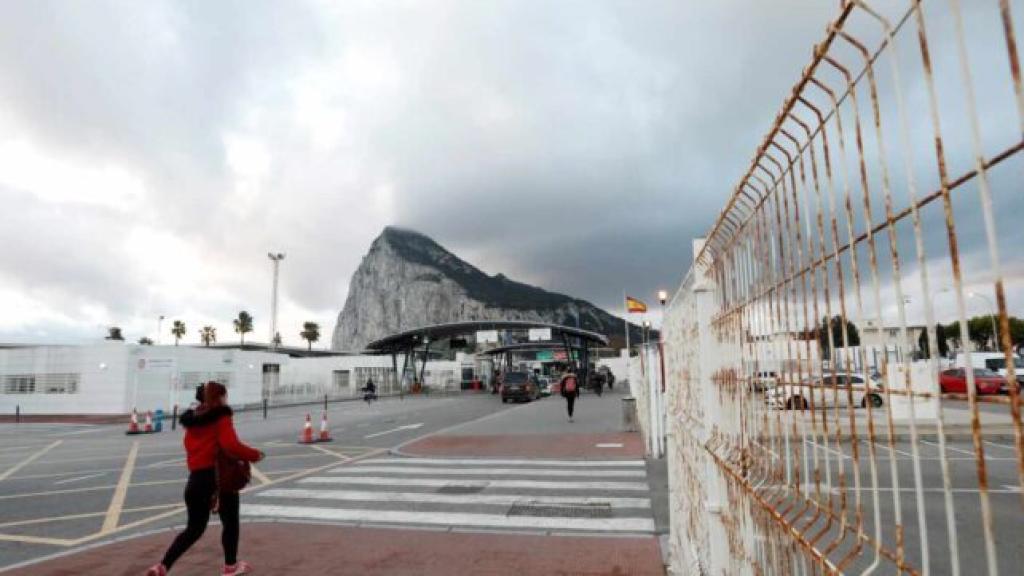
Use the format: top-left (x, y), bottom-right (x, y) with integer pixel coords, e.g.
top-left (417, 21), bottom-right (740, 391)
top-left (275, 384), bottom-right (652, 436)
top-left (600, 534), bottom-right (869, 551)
top-left (0, 394), bottom-right (512, 570)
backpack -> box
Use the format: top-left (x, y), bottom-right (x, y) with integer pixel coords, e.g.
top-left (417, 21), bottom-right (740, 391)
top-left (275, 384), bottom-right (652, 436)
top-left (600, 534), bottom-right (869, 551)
top-left (563, 375), bottom-right (577, 394)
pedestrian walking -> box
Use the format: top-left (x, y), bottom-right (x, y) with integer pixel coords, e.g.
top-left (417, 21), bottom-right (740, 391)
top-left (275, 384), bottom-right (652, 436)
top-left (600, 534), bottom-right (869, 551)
top-left (363, 378), bottom-right (377, 403)
top-left (147, 381), bottom-right (264, 576)
top-left (560, 368), bottom-right (580, 422)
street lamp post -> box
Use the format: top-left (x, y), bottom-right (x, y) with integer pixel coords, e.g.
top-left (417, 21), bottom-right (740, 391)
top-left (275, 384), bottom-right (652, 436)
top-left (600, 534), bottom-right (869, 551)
top-left (268, 252), bottom-right (286, 349)
top-left (968, 292), bottom-right (999, 350)
top-left (157, 315), bottom-right (165, 345)
top-left (657, 290), bottom-right (668, 393)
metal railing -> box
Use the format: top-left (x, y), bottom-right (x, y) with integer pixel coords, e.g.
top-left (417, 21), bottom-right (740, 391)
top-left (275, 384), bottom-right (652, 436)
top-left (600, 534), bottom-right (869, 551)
top-left (662, 1), bottom-right (1023, 574)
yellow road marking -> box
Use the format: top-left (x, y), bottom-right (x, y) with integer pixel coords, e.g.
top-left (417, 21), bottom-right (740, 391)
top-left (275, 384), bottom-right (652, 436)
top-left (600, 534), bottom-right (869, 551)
top-left (0, 503), bottom-right (180, 529)
top-left (101, 441), bottom-right (138, 532)
top-left (250, 464), bottom-right (271, 486)
top-left (309, 444), bottom-right (353, 461)
top-left (0, 478), bottom-right (184, 501)
top-left (0, 440), bottom-right (62, 481)
top-left (0, 446), bottom-right (390, 547)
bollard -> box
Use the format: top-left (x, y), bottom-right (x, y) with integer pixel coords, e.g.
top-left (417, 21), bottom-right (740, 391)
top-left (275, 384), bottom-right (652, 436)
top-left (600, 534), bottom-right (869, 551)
top-left (263, 398), bottom-right (268, 420)
top-left (324, 394), bottom-right (328, 412)
top-left (621, 397), bottom-right (638, 432)
top-left (15, 405), bottom-right (20, 424)
top-left (171, 404), bottom-right (178, 430)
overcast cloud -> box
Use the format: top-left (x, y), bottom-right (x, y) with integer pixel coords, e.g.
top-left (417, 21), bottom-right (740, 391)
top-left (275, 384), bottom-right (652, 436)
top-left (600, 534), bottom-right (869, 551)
top-left (1, 0), bottom-right (1017, 347)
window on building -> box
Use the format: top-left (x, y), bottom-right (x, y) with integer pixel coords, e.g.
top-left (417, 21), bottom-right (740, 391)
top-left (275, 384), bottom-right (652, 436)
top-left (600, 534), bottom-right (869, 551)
top-left (3, 375), bottom-right (36, 394)
top-left (40, 373), bottom-right (79, 394)
top-left (332, 370), bottom-right (350, 391)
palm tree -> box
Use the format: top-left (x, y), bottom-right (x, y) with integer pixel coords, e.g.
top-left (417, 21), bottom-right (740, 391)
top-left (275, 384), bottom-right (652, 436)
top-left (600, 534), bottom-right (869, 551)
top-left (105, 326), bottom-right (124, 341)
top-left (300, 322), bottom-right (321, 351)
top-left (138, 336), bottom-right (154, 345)
top-left (171, 320), bottom-right (187, 346)
top-left (200, 326), bottom-right (217, 347)
top-left (234, 311), bottom-right (254, 345)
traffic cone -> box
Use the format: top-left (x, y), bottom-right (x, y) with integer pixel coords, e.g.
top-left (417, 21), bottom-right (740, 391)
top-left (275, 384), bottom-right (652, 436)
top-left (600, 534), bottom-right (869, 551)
top-left (126, 409), bottom-right (140, 435)
top-left (298, 414), bottom-right (314, 444)
top-left (144, 411), bottom-right (154, 433)
top-left (317, 410), bottom-right (332, 442)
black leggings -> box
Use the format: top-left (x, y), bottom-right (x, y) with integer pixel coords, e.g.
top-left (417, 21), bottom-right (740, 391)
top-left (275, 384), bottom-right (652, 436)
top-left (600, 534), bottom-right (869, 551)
top-left (565, 394), bottom-right (576, 417)
top-left (161, 468), bottom-right (240, 570)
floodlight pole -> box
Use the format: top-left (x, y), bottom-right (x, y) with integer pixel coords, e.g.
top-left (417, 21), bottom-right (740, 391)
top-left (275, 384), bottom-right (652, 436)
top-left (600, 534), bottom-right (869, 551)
top-left (268, 252), bottom-right (286, 348)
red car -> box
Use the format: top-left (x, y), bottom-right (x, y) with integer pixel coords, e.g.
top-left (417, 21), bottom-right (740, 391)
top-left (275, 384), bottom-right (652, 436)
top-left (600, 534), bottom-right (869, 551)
top-left (939, 368), bottom-right (1004, 395)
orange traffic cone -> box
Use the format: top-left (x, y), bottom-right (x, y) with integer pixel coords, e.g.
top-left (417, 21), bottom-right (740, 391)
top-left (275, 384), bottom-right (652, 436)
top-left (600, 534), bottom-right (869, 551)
top-left (318, 411), bottom-right (332, 442)
top-left (144, 411), bottom-right (154, 433)
top-left (298, 414), bottom-right (314, 444)
top-left (126, 409), bottom-right (140, 435)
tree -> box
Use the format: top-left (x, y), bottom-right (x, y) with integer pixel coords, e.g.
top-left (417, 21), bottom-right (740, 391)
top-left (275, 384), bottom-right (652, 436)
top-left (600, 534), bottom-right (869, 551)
top-left (233, 311), bottom-right (254, 345)
top-left (272, 332), bottom-right (282, 346)
top-left (105, 326), bottom-right (124, 341)
top-left (300, 322), bottom-right (320, 351)
top-left (199, 326), bottom-right (217, 347)
top-left (817, 316), bottom-right (860, 357)
top-left (917, 324), bottom-right (949, 359)
top-left (943, 321), bottom-right (963, 350)
top-left (171, 320), bottom-right (187, 346)
top-left (138, 336), bottom-right (154, 345)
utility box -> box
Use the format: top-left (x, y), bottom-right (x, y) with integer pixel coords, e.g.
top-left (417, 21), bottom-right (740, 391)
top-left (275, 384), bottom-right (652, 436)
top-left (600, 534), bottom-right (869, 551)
top-left (621, 397), bottom-right (638, 432)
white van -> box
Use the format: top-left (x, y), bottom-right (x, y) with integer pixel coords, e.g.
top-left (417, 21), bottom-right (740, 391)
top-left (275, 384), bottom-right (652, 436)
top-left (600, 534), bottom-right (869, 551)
top-left (955, 352), bottom-right (1023, 392)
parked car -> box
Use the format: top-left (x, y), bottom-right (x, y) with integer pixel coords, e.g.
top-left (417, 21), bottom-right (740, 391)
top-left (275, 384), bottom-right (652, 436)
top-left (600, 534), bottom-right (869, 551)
top-left (955, 352), bottom-right (1023, 392)
top-left (501, 371), bottom-right (541, 403)
top-left (766, 372), bottom-right (884, 410)
top-left (939, 368), bottom-right (1004, 395)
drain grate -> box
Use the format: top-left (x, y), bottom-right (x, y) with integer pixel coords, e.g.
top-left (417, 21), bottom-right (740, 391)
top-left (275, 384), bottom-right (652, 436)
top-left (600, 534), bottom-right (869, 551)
top-left (437, 485), bottom-right (486, 494)
top-left (507, 503), bottom-right (613, 519)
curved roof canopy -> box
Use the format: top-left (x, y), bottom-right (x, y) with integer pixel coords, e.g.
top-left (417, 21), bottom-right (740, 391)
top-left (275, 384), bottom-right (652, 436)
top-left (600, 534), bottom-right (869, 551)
top-left (477, 342), bottom-right (592, 356)
top-left (364, 320), bottom-right (608, 355)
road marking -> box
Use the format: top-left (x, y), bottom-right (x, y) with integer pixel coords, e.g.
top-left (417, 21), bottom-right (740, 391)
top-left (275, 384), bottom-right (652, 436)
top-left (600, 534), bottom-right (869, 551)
top-left (300, 476), bottom-right (650, 491)
top-left (332, 466), bottom-right (646, 478)
top-left (146, 457), bottom-right (186, 468)
top-left (101, 441), bottom-right (139, 532)
top-left (53, 473), bottom-right (106, 486)
top-left (921, 440), bottom-right (975, 456)
top-left (310, 444), bottom-right (353, 461)
top-left (596, 443), bottom-right (624, 448)
top-left (0, 503), bottom-right (180, 530)
top-left (250, 464), bottom-right (272, 486)
top-left (258, 488), bottom-right (652, 509)
top-left (0, 478), bottom-right (184, 501)
top-left (359, 458), bottom-right (645, 468)
top-left (0, 440), bottom-right (62, 481)
top-left (47, 426), bottom-right (110, 437)
top-left (985, 440), bottom-right (1017, 452)
top-left (364, 423), bottom-right (424, 439)
top-left (242, 503), bottom-right (656, 533)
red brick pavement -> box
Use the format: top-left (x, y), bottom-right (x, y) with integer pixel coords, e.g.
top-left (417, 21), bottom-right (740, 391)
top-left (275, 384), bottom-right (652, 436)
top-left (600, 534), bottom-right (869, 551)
top-left (400, 432), bottom-right (645, 459)
top-left (7, 523), bottom-right (664, 576)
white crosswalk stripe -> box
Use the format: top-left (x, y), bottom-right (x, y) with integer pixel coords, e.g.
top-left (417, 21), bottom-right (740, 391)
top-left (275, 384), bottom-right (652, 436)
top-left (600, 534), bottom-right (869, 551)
top-left (243, 457), bottom-right (655, 534)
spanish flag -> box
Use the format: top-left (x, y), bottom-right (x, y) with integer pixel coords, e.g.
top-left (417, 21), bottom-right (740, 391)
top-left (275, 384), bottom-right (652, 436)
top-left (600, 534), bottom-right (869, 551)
top-left (626, 296), bottom-right (647, 313)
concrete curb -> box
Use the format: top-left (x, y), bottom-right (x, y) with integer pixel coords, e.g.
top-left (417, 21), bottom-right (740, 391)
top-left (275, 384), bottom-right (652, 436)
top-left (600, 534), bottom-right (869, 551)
top-left (389, 398), bottom-right (538, 458)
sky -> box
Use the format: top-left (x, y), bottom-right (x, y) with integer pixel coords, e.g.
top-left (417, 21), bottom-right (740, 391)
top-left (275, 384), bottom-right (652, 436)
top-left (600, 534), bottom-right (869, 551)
top-left (0, 0), bottom-right (1020, 348)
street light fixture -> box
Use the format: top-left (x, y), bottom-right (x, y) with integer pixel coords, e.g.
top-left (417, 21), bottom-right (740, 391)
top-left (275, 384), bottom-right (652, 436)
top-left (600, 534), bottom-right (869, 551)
top-left (657, 290), bottom-right (668, 306)
top-left (268, 252), bottom-right (286, 348)
top-left (157, 315), bottom-right (165, 345)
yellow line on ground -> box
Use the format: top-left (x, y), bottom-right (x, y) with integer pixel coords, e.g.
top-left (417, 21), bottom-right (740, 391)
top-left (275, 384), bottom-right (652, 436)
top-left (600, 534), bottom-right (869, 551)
top-left (0, 478), bottom-right (184, 501)
top-left (0, 533), bottom-right (75, 546)
top-left (0, 440), bottom-right (62, 481)
top-left (0, 503), bottom-right (180, 530)
top-left (100, 441), bottom-right (138, 532)
top-left (309, 444), bottom-right (353, 461)
top-left (250, 464), bottom-right (271, 486)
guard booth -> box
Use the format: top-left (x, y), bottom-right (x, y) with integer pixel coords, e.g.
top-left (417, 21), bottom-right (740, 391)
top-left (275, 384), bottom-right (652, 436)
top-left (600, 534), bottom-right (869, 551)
top-left (362, 320), bottom-right (609, 394)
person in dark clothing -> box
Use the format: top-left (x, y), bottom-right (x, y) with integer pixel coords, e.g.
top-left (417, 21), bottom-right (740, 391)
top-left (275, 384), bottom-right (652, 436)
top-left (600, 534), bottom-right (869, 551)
top-left (560, 369), bottom-right (580, 422)
top-left (363, 378), bottom-right (377, 403)
top-left (147, 382), bottom-right (264, 576)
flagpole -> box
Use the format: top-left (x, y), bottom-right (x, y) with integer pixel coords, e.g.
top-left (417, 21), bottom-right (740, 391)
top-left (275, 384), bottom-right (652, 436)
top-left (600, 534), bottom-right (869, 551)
top-left (624, 291), bottom-right (631, 385)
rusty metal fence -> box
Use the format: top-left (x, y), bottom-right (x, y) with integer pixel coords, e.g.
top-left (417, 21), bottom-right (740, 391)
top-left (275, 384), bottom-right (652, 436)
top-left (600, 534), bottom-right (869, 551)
top-left (661, 1), bottom-right (1023, 574)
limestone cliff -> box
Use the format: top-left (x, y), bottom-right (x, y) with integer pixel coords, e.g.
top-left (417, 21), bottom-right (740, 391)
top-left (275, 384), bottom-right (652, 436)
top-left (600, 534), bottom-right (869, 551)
top-left (331, 227), bottom-right (645, 351)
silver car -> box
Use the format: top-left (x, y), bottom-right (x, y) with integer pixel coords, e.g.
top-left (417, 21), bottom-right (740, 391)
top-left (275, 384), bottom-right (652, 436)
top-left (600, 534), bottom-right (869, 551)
top-left (766, 372), bottom-right (884, 410)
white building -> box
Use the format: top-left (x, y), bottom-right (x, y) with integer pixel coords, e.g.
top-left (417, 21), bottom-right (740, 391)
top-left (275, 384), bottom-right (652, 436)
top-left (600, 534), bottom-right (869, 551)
top-left (0, 343), bottom-right (461, 416)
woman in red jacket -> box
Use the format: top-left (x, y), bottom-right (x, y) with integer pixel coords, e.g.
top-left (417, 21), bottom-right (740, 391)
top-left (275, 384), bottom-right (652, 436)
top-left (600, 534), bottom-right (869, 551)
top-left (147, 381), bottom-right (264, 576)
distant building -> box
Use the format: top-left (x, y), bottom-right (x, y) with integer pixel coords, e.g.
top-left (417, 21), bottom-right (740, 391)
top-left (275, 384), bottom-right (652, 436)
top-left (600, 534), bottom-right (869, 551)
top-left (0, 342), bottom-right (461, 416)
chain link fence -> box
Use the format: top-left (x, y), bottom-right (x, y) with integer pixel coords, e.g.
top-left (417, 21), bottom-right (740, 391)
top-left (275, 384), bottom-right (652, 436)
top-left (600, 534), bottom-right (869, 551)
top-left (662, 1), bottom-right (1023, 574)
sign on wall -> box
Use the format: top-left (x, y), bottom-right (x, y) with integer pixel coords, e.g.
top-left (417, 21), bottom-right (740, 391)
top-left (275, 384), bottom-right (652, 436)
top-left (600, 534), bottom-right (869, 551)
top-left (528, 328), bottom-right (552, 342)
top-left (476, 330), bottom-right (499, 344)
top-left (138, 358), bottom-right (176, 371)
